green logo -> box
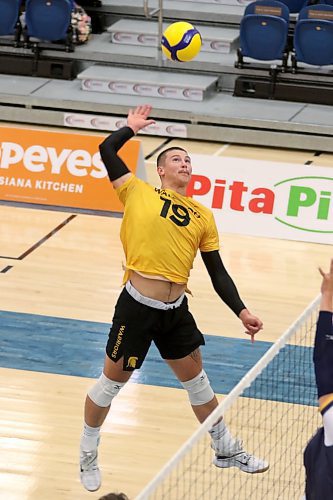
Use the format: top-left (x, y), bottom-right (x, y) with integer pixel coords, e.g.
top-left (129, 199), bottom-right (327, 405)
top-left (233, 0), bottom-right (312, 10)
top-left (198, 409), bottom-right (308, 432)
top-left (274, 176), bottom-right (333, 233)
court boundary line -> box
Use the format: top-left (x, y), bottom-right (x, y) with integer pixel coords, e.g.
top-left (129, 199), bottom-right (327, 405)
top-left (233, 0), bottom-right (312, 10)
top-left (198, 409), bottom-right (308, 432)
top-left (1, 265), bottom-right (13, 274)
top-left (0, 214), bottom-right (77, 272)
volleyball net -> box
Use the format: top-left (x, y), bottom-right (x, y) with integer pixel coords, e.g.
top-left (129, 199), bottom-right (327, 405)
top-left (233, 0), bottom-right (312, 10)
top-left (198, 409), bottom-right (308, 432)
top-left (136, 296), bottom-right (321, 500)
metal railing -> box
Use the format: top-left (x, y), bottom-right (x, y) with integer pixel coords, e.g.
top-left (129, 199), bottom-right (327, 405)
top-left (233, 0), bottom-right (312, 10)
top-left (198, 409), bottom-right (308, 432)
top-left (143, 0), bottom-right (164, 66)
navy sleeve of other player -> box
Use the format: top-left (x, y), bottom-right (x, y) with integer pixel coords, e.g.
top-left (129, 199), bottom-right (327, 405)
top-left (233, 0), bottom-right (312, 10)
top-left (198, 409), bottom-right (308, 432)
top-left (99, 126), bottom-right (134, 182)
top-left (201, 250), bottom-right (246, 317)
top-left (314, 311), bottom-right (333, 398)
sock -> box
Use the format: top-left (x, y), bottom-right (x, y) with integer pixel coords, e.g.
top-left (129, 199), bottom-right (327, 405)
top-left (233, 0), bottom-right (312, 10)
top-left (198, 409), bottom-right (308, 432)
top-left (80, 422), bottom-right (101, 452)
top-left (209, 419), bottom-right (237, 454)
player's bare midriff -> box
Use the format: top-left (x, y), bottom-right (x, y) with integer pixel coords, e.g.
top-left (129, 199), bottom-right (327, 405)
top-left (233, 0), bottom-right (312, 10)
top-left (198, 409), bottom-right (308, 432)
top-left (130, 270), bottom-right (186, 303)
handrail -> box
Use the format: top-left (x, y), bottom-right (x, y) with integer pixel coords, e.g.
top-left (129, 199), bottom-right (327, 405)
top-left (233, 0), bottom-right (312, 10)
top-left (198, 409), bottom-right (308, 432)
top-left (143, 0), bottom-right (163, 67)
top-left (143, 0), bottom-right (160, 18)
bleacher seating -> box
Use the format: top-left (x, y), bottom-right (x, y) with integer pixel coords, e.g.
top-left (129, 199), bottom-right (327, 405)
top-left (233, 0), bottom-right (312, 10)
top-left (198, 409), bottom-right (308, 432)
top-left (0, 0), bottom-right (22, 46)
top-left (292, 4), bottom-right (333, 70)
top-left (24, 0), bottom-right (74, 52)
top-left (0, 0), bottom-right (332, 145)
top-left (77, 65), bottom-right (218, 101)
top-left (107, 20), bottom-right (239, 55)
top-left (236, 0), bottom-right (290, 70)
top-left (234, 0), bottom-right (333, 103)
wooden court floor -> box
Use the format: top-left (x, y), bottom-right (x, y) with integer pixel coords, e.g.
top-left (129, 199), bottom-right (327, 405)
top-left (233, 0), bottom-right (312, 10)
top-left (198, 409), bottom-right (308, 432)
top-left (0, 133), bottom-right (332, 499)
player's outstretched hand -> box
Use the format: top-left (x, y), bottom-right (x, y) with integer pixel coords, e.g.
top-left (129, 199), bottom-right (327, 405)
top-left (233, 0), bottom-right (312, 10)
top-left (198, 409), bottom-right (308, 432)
top-left (127, 105), bottom-right (155, 134)
top-left (319, 258), bottom-right (333, 296)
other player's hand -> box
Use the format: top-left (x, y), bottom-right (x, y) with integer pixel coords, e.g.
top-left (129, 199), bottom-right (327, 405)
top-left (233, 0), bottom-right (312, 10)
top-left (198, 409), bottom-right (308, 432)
top-left (319, 258), bottom-right (333, 296)
top-left (127, 105), bottom-right (155, 134)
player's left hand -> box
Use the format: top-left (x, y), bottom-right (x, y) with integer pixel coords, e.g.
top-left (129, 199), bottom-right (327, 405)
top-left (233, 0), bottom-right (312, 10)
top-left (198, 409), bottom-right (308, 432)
top-left (239, 309), bottom-right (263, 342)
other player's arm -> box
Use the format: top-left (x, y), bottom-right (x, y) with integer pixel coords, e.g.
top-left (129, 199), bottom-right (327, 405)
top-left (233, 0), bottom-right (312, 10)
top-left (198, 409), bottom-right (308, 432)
top-left (314, 259), bottom-right (333, 444)
top-left (99, 105), bottom-right (155, 189)
top-left (201, 250), bottom-right (263, 338)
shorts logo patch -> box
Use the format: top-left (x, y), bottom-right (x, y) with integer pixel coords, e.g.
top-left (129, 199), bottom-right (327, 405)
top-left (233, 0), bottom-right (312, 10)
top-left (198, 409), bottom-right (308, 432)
top-left (127, 356), bottom-right (138, 368)
top-left (111, 325), bottom-right (125, 359)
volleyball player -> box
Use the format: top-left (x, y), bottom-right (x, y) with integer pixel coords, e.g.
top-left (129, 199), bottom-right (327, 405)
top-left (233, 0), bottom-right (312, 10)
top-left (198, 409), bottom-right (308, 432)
top-left (303, 258), bottom-right (333, 499)
top-left (97, 493), bottom-right (128, 500)
top-left (79, 105), bottom-right (269, 492)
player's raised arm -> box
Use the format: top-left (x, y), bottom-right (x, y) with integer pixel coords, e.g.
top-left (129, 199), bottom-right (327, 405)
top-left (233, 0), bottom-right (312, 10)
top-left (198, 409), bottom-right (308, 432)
top-left (201, 250), bottom-right (263, 339)
top-left (314, 259), bottom-right (333, 410)
top-left (99, 105), bottom-right (155, 189)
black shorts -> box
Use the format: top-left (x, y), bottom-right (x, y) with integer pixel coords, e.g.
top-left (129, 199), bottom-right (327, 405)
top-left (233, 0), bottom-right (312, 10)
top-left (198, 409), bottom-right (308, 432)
top-left (106, 288), bottom-right (205, 371)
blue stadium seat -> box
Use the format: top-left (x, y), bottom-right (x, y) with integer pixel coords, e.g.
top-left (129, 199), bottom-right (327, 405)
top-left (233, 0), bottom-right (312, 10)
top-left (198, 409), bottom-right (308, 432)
top-left (243, 0), bottom-right (290, 17)
top-left (24, 0), bottom-right (74, 50)
top-left (236, 0), bottom-right (290, 70)
top-left (0, 0), bottom-right (22, 42)
top-left (292, 4), bottom-right (333, 69)
top-left (298, 3), bottom-right (333, 19)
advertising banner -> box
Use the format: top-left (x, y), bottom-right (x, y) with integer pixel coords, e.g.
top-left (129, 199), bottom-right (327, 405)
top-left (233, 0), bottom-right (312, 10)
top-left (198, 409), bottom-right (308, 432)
top-left (0, 126), bottom-right (144, 212)
top-left (1, 130), bottom-right (332, 244)
top-left (188, 154), bottom-right (333, 245)
top-left (64, 112), bottom-right (188, 138)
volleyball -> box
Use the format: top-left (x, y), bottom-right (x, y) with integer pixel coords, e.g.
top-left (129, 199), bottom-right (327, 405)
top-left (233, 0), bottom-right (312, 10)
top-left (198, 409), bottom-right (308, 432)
top-left (161, 21), bottom-right (202, 62)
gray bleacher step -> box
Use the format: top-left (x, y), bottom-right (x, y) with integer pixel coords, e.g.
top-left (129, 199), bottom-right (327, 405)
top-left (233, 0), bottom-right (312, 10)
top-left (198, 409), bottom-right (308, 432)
top-left (77, 65), bottom-right (218, 101)
top-left (107, 19), bottom-right (239, 54)
top-left (100, 1), bottom-right (246, 24)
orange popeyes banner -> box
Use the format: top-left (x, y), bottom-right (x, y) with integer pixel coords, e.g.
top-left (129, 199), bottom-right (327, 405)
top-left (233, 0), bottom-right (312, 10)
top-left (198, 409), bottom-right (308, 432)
top-left (0, 126), bottom-right (142, 212)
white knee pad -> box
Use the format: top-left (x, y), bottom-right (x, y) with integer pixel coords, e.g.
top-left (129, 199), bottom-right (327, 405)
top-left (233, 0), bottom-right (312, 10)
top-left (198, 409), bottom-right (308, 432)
top-left (88, 373), bottom-right (126, 408)
top-left (181, 369), bottom-right (215, 406)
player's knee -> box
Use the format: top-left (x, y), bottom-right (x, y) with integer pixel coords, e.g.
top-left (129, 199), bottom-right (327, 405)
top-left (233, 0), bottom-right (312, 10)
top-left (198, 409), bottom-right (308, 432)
top-left (88, 372), bottom-right (126, 407)
top-left (181, 369), bottom-right (215, 406)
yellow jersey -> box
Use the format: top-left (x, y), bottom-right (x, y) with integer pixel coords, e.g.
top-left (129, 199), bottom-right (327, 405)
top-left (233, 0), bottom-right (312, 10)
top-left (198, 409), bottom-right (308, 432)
top-left (116, 175), bottom-right (219, 285)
